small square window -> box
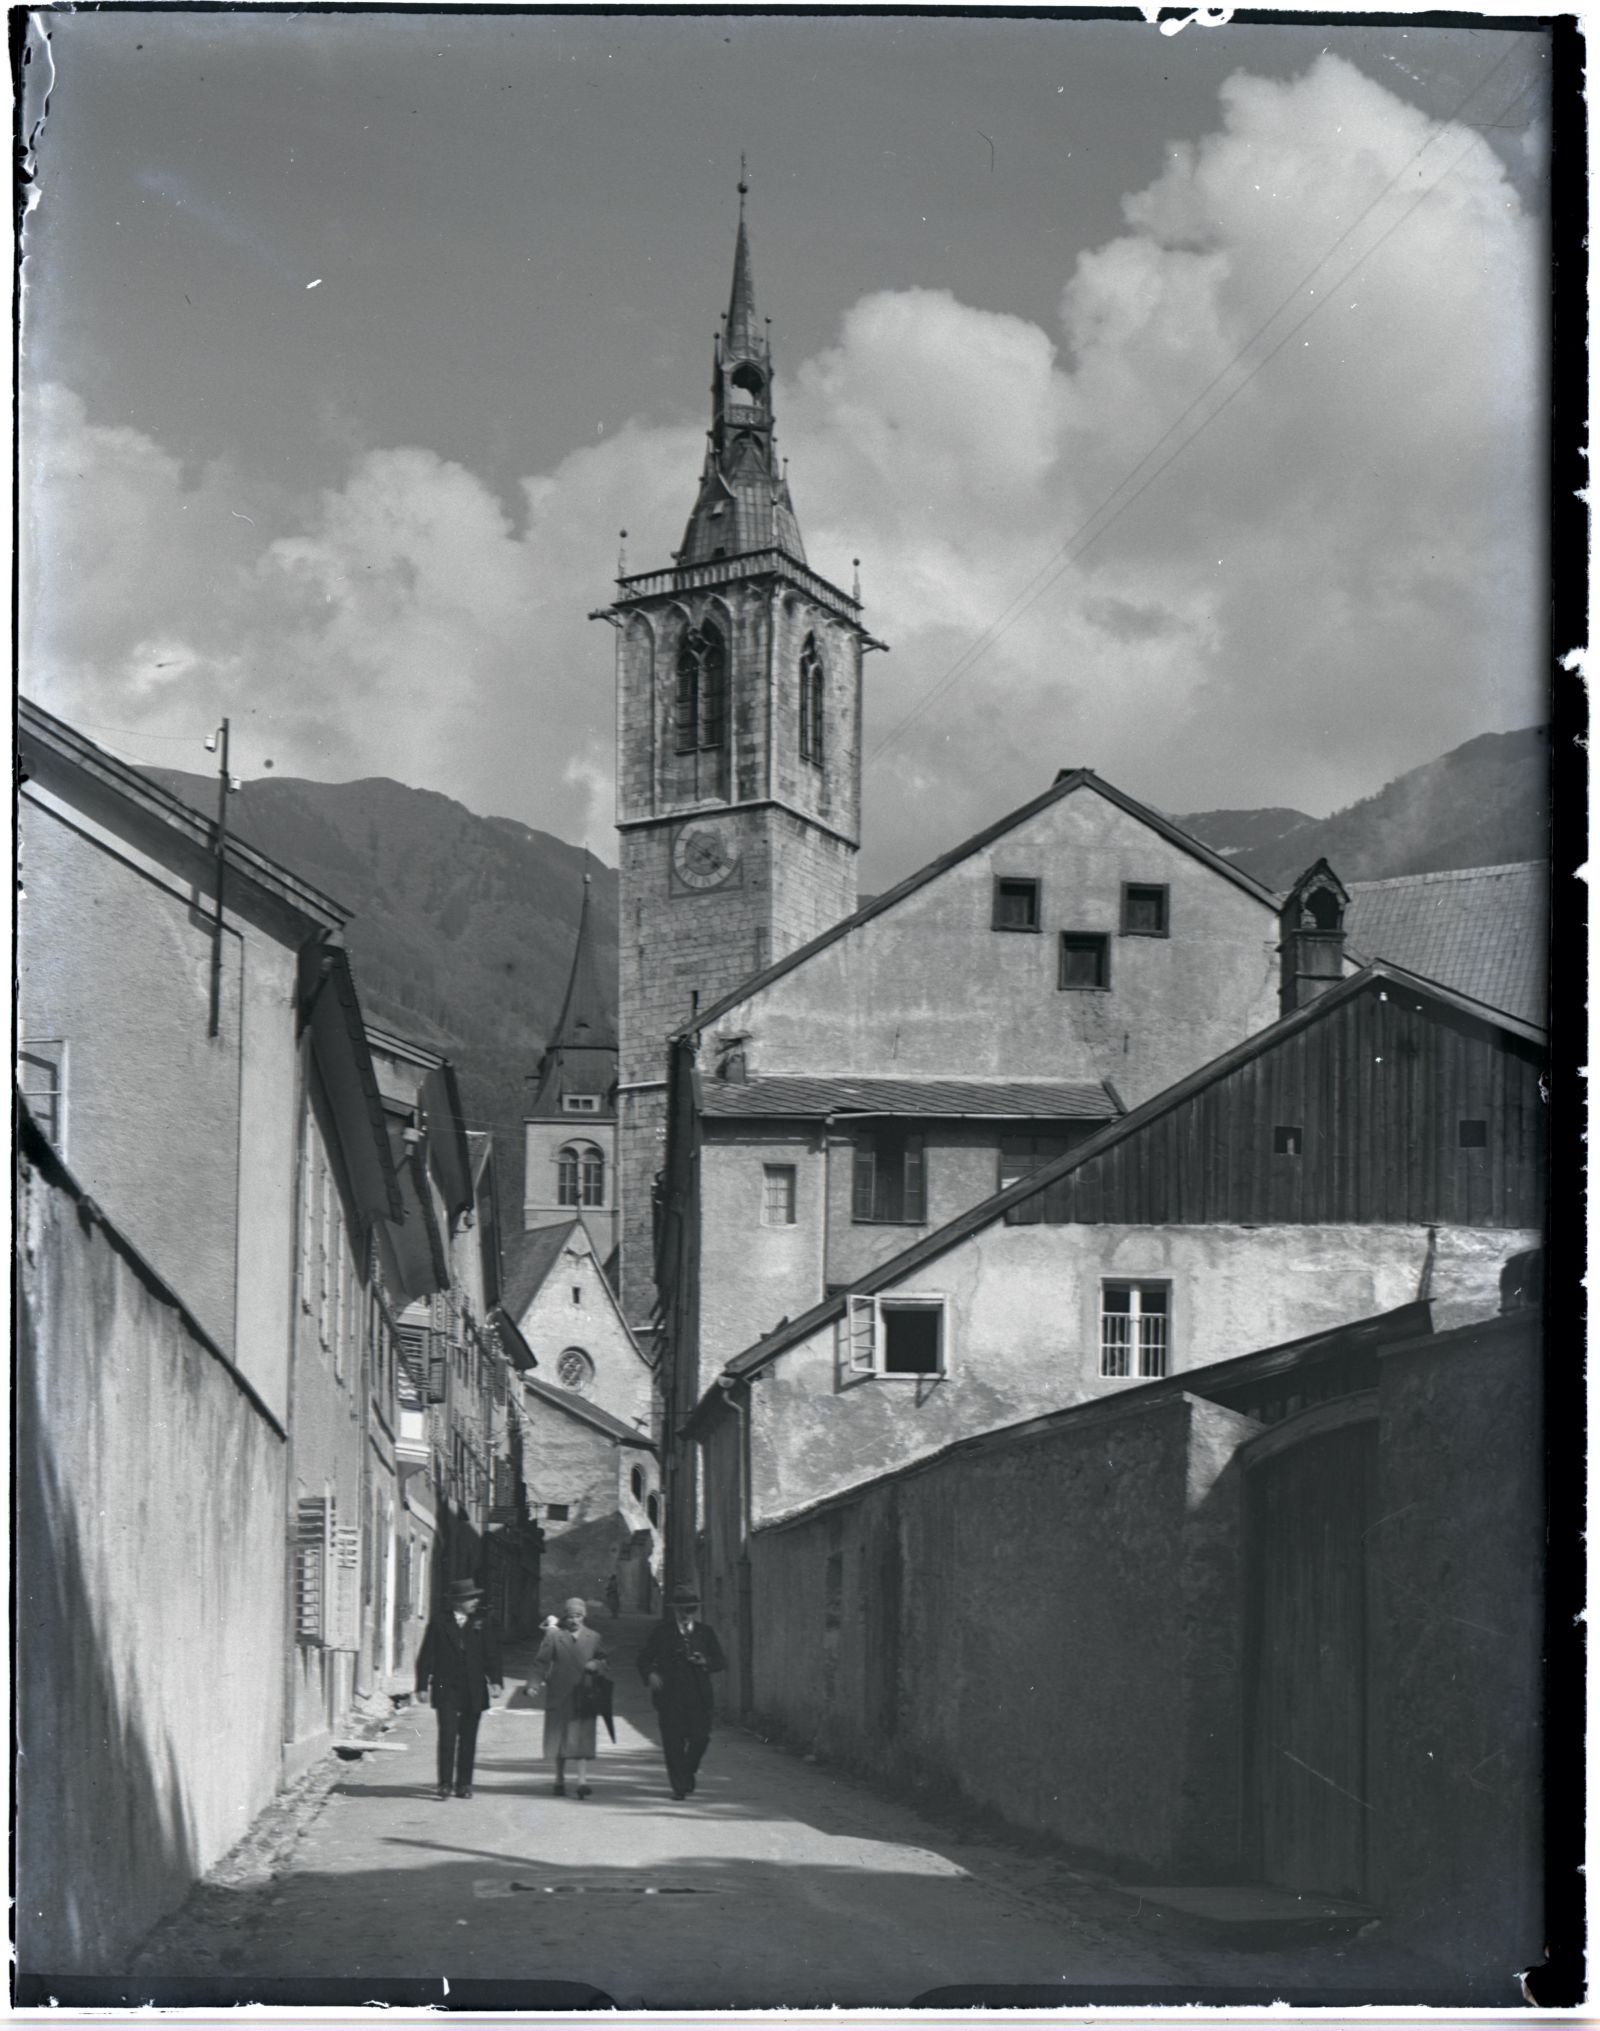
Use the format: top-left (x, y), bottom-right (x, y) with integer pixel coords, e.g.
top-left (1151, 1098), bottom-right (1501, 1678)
top-left (1273, 1125), bottom-right (1303, 1156)
top-left (1459, 1119), bottom-right (1488, 1149)
top-left (1059, 933), bottom-right (1110, 991)
top-left (1121, 884), bottom-right (1170, 937)
top-left (763, 1164), bottom-right (798, 1226)
top-left (992, 876), bottom-right (1041, 932)
top-left (545, 1502), bottom-right (571, 1521)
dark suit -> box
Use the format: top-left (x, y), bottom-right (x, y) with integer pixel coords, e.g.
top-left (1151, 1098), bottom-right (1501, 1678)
top-left (638, 1615), bottom-right (726, 1796)
top-left (416, 1608), bottom-right (503, 1791)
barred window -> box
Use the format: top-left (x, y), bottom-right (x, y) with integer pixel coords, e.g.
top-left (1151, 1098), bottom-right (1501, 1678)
top-left (1100, 1282), bottom-right (1170, 1379)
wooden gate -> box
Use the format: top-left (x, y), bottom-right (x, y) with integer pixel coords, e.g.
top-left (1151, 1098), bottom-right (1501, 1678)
top-left (1244, 1403), bottom-right (1378, 1901)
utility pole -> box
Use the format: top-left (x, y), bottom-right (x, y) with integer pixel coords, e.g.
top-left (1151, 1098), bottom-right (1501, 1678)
top-left (206, 717), bottom-right (232, 1039)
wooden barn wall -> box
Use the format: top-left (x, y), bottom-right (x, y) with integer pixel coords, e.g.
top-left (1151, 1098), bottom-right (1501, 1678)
top-left (1015, 988), bottom-right (1545, 1230)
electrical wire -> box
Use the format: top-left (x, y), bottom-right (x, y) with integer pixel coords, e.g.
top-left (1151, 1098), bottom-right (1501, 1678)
top-left (864, 49), bottom-right (1543, 772)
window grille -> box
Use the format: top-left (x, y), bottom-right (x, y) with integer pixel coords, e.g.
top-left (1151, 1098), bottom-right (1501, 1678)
top-left (1100, 1283), bottom-right (1170, 1378)
top-left (18, 1041), bottom-right (66, 1148)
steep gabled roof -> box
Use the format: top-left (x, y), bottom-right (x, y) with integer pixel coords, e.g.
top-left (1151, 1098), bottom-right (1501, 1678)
top-left (521, 1371), bottom-right (655, 1449)
top-left (1345, 862), bottom-right (1547, 1028)
top-left (679, 768), bottom-right (1282, 1043)
top-left (19, 696), bottom-right (349, 931)
top-left (501, 1219), bottom-right (584, 1323)
top-left (706, 958), bottom-right (1544, 1399)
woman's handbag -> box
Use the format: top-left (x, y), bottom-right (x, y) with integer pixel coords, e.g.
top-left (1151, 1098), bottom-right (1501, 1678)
top-left (572, 1667), bottom-right (610, 1720)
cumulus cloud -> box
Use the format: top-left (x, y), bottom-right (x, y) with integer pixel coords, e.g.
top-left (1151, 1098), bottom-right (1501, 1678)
top-left (21, 54), bottom-right (1543, 887)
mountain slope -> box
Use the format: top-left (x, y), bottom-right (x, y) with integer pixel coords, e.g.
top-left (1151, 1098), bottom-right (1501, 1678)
top-left (1175, 727), bottom-right (1550, 890)
top-left (147, 768), bottom-right (619, 1224)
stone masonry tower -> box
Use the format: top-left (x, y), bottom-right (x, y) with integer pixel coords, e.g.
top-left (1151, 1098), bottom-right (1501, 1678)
top-left (601, 174), bottom-right (879, 1334)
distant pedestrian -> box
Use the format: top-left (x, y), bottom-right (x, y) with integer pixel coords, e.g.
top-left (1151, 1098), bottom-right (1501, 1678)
top-left (536, 1596), bottom-right (607, 1799)
top-left (638, 1581), bottom-right (726, 1801)
top-left (605, 1574), bottom-right (621, 1620)
top-left (415, 1577), bottom-right (503, 1800)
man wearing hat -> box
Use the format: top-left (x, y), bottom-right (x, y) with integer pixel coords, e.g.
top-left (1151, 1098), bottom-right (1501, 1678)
top-left (637, 1581), bottom-right (726, 1800)
top-left (415, 1576), bottom-right (503, 1799)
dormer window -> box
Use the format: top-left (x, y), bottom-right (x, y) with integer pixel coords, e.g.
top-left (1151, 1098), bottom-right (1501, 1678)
top-left (799, 634), bottom-right (825, 765)
top-left (562, 1094), bottom-right (601, 1114)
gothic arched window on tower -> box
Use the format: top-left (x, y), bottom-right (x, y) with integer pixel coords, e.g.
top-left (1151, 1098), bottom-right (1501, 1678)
top-left (557, 1141), bottom-right (606, 1209)
top-left (799, 633), bottom-right (826, 766)
top-left (675, 620), bottom-right (728, 754)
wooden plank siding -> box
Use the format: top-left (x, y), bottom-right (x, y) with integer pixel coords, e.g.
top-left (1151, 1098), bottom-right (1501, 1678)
top-left (1012, 983), bottom-right (1544, 1229)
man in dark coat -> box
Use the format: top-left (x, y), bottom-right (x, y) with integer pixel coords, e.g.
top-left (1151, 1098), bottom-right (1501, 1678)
top-left (638, 1580), bottom-right (726, 1800)
top-left (416, 1576), bottom-right (503, 1799)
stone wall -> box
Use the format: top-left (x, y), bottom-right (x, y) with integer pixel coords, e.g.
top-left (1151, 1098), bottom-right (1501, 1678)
top-left (1370, 1314), bottom-right (1543, 1972)
top-left (16, 1141), bottom-right (289, 1976)
top-left (747, 1389), bottom-right (1259, 1872)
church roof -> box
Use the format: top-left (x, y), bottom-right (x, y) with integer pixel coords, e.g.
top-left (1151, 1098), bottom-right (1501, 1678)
top-left (521, 1372), bottom-right (655, 1450)
top-left (528, 866), bottom-right (617, 1115)
top-left (501, 1220), bottom-right (583, 1323)
top-left (1344, 863), bottom-right (1547, 1028)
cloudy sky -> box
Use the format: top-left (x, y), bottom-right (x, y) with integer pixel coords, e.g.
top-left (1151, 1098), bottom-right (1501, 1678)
top-left (20, 9), bottom-right (1550, 888)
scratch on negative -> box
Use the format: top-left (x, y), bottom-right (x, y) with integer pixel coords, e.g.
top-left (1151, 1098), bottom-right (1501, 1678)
top-left (1282, 1750), bottom-right (1373, 1812)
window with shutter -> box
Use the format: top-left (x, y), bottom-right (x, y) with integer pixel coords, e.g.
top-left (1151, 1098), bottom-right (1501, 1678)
top-left (838, 1294), bottom-right (948, 1380)
top-left (852, 1128), bottom-right (927, 1224)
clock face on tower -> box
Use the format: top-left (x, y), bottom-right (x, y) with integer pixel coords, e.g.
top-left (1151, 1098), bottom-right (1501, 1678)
top-left (670, 817), bottom-right (743, 895)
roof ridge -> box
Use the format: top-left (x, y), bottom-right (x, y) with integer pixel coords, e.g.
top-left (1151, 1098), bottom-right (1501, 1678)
top-left (1347, 861), bottom-right (1545, 889)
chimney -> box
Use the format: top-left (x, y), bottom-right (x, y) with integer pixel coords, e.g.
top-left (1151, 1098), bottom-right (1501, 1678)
top-left (1279, 860), bottom-right (1350, 1015)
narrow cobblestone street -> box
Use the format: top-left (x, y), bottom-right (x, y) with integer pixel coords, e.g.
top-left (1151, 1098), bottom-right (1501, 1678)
top-left (127, 1620), bottom-right (1455, 2010)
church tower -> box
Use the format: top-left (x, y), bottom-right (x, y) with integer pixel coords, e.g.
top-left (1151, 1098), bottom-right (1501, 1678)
top-left (522, 864), bottom-right (620, 1266)
top-left (601, 175), bottom-right (879, 1331)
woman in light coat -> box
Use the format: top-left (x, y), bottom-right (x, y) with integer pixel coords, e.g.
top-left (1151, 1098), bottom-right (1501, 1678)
top-left (535, 1596), bottom-right (606, 1798)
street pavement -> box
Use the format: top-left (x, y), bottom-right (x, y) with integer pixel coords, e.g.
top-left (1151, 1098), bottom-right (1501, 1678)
top-left (128, 1616), bottom-right (1456, 2010)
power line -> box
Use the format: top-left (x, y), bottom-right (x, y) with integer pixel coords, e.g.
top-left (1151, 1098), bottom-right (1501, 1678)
top-left (865, 48), bottom-right (1540, 772)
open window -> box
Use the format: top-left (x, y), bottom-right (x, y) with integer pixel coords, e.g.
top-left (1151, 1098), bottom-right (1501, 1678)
top-left (839, 1293), bottom-right (949, 1380)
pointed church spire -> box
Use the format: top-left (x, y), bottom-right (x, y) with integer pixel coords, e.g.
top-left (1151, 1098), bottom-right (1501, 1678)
top-left (529, 858), bottom-right (617, 1117)
top-left (725, 157), bottom-right (760, 356)
top-left (677, 167), bottom-right (806, 568)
